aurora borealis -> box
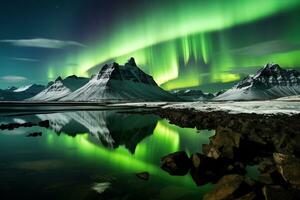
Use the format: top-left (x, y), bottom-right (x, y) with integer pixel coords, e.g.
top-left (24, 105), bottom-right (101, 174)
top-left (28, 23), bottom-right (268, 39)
top-left (1, 0), bottom-right (300, 91)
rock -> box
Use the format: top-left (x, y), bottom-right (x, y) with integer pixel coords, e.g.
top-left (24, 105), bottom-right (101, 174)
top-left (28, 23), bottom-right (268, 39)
top-left (273, 153), bottom-right (300, 189)
top-left (38, 120), bottom-right (50, 128)
top-left (135, 172), bottom-right (150, 181)
top-left (23, 122), bottom-right (35, 127)
top-left (190, 153), bottom-right (223, 185)
top-left (235, 192), bottom-right (256, 200)
top-left (161, 151), bottom-right (192, 176)
top-left (205, 128), bottom-right (241, 159)
top-left (26, 132), bottom-right (42, 137)
top-left (258, 158), bottom-right (275, 173)
top-left (262, 185), bottom-right (300, 200)
top-left (190, 153), bottom-right (246, 186)
top-left (203, 174), bottom-right (255, 200)
top-left (0, 122), bottom-right (37, 130)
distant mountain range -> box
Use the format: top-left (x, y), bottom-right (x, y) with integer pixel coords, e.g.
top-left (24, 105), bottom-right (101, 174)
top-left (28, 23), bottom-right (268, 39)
top-left (0, 84), bottom-right (45, 101)
top-left (171, 89), bottom-right (215, 101)
top-left (214, 63), bottom-right (300, 100)
top-left (1, 61), bottom-right (300, 102)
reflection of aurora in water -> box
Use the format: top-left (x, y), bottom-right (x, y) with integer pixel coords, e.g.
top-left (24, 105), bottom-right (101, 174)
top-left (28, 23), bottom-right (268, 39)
top-left (45, 115), bottom-right (215, 187)
top-left (0, 110), bottom-right (215, 199)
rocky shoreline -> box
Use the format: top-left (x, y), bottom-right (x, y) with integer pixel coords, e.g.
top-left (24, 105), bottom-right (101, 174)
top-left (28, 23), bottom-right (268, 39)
top-left (156, 108), bottom-right (300, 200)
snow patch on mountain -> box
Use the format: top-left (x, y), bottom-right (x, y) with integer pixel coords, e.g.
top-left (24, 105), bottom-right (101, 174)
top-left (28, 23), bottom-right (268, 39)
top-left (13, 85), bottom-right (33, 92)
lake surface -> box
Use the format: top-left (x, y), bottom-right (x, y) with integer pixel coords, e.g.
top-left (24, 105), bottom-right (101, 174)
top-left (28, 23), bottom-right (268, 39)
top-left (0, 109), bottom-right (215, 200)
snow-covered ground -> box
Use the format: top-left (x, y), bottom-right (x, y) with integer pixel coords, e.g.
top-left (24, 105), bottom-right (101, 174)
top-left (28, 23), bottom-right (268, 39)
top-left (162, 100), bottom-right (300, 115)
top-left (276, 95), bottom-right (300, 101)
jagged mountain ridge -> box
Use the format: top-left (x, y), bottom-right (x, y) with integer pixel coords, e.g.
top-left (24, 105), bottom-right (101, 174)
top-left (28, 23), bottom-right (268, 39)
top-left (171, 89), bottom-right (215, 101)
top-left (61, 58), bottom-right (180, 102)
top-left (215, 63), bottom-right (300, 100)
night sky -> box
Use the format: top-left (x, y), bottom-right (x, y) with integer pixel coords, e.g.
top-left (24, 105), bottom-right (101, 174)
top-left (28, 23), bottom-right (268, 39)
top-left (1, 0), bottom-right (300, 91)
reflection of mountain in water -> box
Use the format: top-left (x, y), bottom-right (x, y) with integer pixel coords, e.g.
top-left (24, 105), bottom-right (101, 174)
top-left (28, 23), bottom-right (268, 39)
top-left (37, 111), bottom-right (159, 153)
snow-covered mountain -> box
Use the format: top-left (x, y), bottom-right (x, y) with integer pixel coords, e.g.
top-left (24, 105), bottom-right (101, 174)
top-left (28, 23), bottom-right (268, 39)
top-left (0, 84), bottom-right (45, 101)
top-left (61, 58), bottom-right (180, 102)
top-left (171, 89), bottom-right (214, 101)
top-left (29, 76), bottom-right (89, 101)
top-left (214, 63), bottom-right (300, 100)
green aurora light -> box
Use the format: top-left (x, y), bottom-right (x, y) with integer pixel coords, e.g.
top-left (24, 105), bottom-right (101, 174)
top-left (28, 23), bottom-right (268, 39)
top-left (47, 0), bottom-right (300, 90)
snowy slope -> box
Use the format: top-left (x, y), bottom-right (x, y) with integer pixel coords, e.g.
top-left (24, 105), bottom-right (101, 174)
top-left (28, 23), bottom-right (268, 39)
top-left (215, 63), bottom-right (300, 100)
top-left (29, 78), bottom-right (71, 101)
top-left (62, 58), bottom-right (180, 102)
top-left (29, 76), bottom-right (89, 101)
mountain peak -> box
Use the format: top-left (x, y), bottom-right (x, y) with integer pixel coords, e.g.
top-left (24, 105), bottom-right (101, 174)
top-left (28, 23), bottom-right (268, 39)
top-left (125, 57), bottom-right (137, 67)
top-left (7, 86), bottom-right (18, 92)
top-left (257, 63), bottom-right (283, 77)
top-left (66, 75), bottom-right (78, 79)
top-left (55, 76), bottom-right (63, 82)
top-left (112, 62), bottom-right (119, 67)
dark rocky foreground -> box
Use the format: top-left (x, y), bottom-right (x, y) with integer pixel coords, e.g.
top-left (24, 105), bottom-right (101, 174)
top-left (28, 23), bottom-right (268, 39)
top-left (156, 108), bottom-right (300, 200)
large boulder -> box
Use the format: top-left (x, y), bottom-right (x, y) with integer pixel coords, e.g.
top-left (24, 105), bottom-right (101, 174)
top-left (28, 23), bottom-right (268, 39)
top-left (273, 153), bottom-right (300, 189)
top-left (203, 128), bottom-right (241, 160)
top-left (190, 153), bottom-right (222, 185)
top-left (203, 174), bottom-right (255, 200)
top-left (262, 185), bottom-right (300, 200)
top-left (190, 153), bottom-right (245, 186)
top-left (257, 157), bottom-right (288, 186)
top-left (235, 192), bottom-right (257, 200)
top-left (161, 151), bottom-right (192, 176)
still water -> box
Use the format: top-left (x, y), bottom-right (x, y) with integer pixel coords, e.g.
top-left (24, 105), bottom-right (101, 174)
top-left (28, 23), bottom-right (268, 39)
top-left (0, 109), bottom-right (215, 200)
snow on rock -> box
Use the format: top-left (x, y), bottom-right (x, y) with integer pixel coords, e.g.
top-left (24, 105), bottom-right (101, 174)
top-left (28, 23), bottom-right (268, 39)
top-left (276, 95), bottom-right (300, 101)
top-left (214, 63), bottom-right (300, 101)
top-left (61, 58), bottom-right (180, 102)
top-left (163, 100), bottom-right (300, 115)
